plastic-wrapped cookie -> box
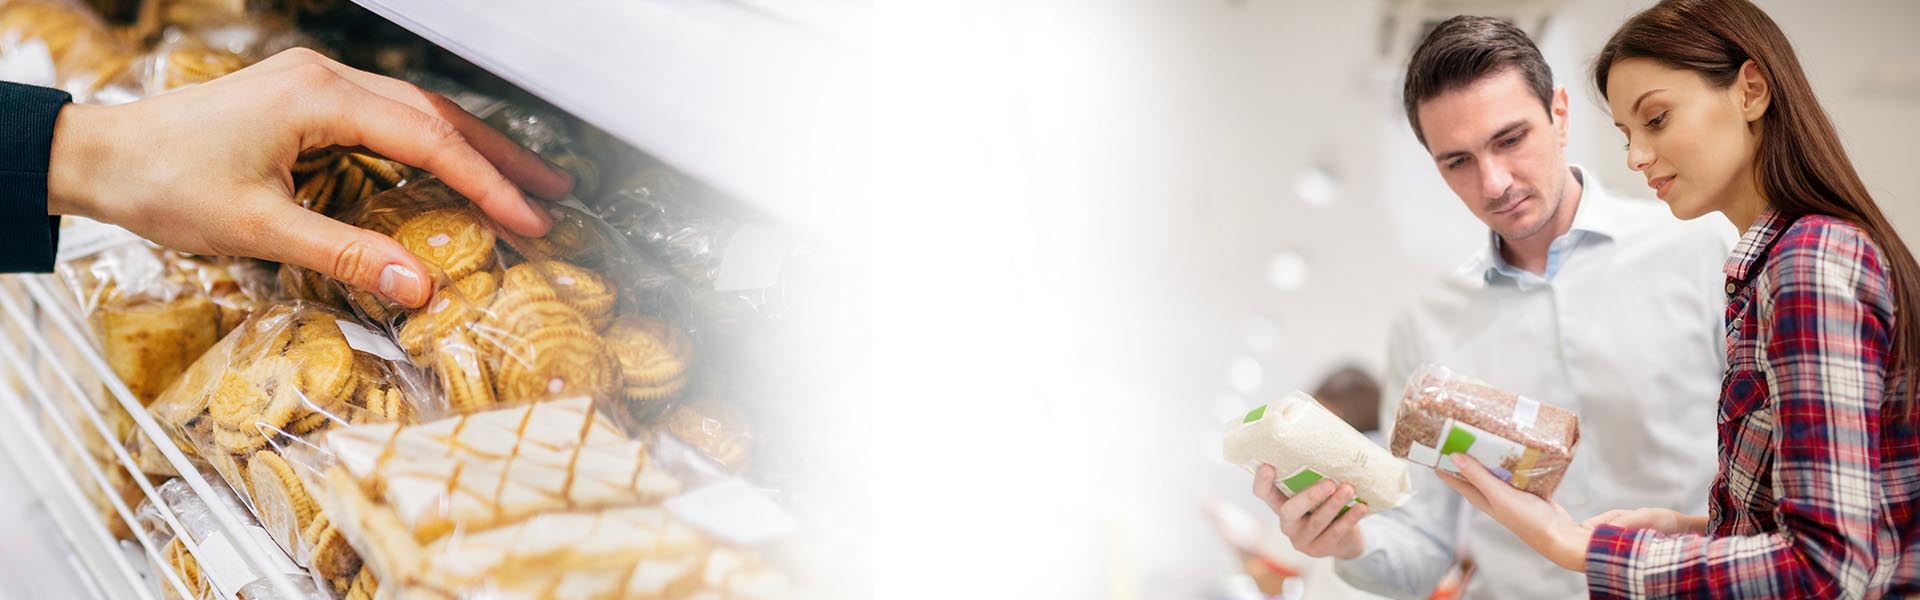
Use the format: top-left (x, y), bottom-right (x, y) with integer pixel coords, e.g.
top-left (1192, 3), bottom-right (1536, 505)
top-left (662, 400), bottom-right (754, 471)
top-left (398, 292), bottom-right (482, 361)
top-left (518, 204), bottom-right (610, 264)
top-left (394, 207), bottom-right (495, 280)
top-left (248, 450), bottom-right (318, 551)
top-left (435, 331), bottom-right (497, 414)
top-left (605, 314), bottom-right (692, 407)
top-left (503, 260), bottom-right (617, 328)
top-left (492, 327), bottom-right (619, 405)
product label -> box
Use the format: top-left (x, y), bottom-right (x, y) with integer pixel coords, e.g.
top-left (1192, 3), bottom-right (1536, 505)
top-left (666, 478), bottom-right (800, 545)
top-left (1243, 404), bottom-right (1267, 424)
top-left (712, 224), bottom-right (794, 291)
top-left (1407, 419), bottom-right (1544, 488)
top-left (193, 526), bottom-right (302, 599)
top-left (1513, 396), bottom-right (1540, 429)
top-left (1276, 466), bottom-right (1364, 516)
top-left (337, 321), bottom-right (409, 364)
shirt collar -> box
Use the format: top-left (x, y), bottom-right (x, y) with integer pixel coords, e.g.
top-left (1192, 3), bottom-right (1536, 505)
top-left (1724, 209), bottom-right (1792, 282)
top-left (1480, 165), bottom-right (1618, 282)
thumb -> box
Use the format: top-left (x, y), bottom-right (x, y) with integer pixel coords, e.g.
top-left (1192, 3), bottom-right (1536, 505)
top-left (250, 199), bottom-right (432, 307)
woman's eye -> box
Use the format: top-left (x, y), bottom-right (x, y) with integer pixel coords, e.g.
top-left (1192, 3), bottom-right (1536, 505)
top-left (1646, 111), bottom-right (1668, 129)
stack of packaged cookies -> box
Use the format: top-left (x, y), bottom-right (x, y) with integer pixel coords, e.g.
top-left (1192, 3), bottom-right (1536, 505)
top-left (292, 396), bottom-right (790, 599)
top-left (148, 301), bottom-right (428, 596)
top-left (320, 177), bottom-right (697, 430)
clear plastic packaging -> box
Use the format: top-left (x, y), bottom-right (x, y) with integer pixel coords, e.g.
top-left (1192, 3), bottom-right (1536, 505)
top-left (1389, 364), bottom-right (1579, 499)
top-left (1224, 390), bottom-right (1411, 509)
top-left (129, 28), bottom-right (248, 94)
top-left (289, 396), bottom-right (792, 599)
top-left (0, 0), bottom-right (136, 101)
top-left (313, 176), bottom-right (699, 429)
top-left (146, 300), bottom-right (431, 594)
top-left (136, 475), bottom-right (329, 600)
top-left (406, 73), bottom-right (605, 201)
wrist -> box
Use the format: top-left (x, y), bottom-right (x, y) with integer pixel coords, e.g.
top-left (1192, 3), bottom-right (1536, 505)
top-left (47, 103), bottom-right (113, 219)
top-left (1551, 522), bottom-right (1592, 571)
top-left (1335, 525), bottom-right (1367, 560)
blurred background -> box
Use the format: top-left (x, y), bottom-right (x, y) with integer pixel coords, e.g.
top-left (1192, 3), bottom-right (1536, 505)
top-left (873, 0), bottom-right (1920, 598)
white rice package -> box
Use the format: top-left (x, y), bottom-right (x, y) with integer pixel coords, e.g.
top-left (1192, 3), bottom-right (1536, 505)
top-left (1224, 391), bottom-right (1412, 510)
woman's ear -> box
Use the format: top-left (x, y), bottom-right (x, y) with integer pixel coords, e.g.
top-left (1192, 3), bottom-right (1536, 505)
top-left (1737, 59), bottom-right (1771, 123)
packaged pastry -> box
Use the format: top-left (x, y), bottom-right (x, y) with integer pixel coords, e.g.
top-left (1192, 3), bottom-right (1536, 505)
top-left (134, 476), bottom-right (326, 600)
top-left (1225, 391), bottom-right (1411, 510)
top-left (1389, 364), bottom-right (1579, 499)
top-left (146, 300), bottom-right (430, 584)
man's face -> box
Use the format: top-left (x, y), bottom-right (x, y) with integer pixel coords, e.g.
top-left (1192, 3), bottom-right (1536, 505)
top-left (1416, 69), bottom-right (1572, 242)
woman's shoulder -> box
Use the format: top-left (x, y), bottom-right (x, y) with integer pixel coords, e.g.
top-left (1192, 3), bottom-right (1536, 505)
top-left (1762, 213), bottom-right (1892, 307)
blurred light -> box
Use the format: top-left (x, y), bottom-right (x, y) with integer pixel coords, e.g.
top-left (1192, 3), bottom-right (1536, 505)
top-left (1229, 356), bottom-right (1263, 395)
top-left (1295, 166), bottom-right (1339, 207)
top-left (1266, 251), bottom-right (1310, 291)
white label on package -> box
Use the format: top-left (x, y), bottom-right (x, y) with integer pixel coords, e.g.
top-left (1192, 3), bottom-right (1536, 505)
top-left (194, 526), bottom-right (304, 599)
top-left (712, 224), bottom-right (795, 291)
top-left (337, 320), bottom-right (409, 363)
top-left (1513, 396), bottom-right (1541, 429)
top-left (1428, 419), bottom-right (1531, 484)
top-left (55, 216), bottom-right (144, 261)
top-left (666, 478), bottom-right (799, 545)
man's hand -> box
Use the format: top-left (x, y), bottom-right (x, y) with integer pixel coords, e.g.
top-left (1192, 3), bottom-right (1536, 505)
top-left (46, 48), bottom-right (573, 308)
top-left (1251, 464), bottom-right (1369, 560)
top-left (1435, 454), bottom-right (1591, 571)
top-left (1581, 507), bottom-right (1706, 535)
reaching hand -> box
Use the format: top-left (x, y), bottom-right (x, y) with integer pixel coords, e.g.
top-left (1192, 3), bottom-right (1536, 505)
top-left (46, 47), bottom-right (573, 308)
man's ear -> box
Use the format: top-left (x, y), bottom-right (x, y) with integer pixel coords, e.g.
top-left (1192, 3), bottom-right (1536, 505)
top-left (1552, 86), bottom-right (1571, 147)
top-left (1737, 60), bottom-right (1771, 123)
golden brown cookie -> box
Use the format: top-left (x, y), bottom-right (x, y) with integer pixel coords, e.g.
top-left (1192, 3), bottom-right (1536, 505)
top-left (162, 536), bottom-right (208, 599)
top-left (518, 204), bottom-right (608, 264)
top-left (209, 370), bottom-right (268, 430)
top-left (663, 401), bottom-right (754, 471)
top-left (383, 387), bottom-right (413, 423)
top-left (393, 208), bottom-right (494, 280)
top-left (436, 333), bottom-right (497, 413)
top-left (309, 520), bottom-right (363, 580)
top-left (214, 423), bottom-right (270, 454)
top-left (345, 566), bottom-right (378, 600)
top-left (285, 409), bottom-right (335, 435)
top-left (492, 327), bottom-right (620, 404)
top-left (504, 261), bottom-right (617, 328)
top-left (484, 295), bottom-right (594, 339)
top-left (454, 269), bottom-right (500, 301)
top-left (248, 450), bottom-right (318, 548)
top-left (398, 292), bottom-right (481, 361)
top-left (605, 315), bottom-right (692, 406)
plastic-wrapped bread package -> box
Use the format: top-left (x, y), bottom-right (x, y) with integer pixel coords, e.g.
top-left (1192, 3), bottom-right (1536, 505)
top-left (127, 29), bottom-right (249, 94)
top-left (57, 235), bottom-right (275, 406)
top-left (308, 176), bottom-right (698, 429)
top-left (134, 476), bottom-right (328, 600)
top-left (1389, 364), bottom-right (1580, 499)
top-left (287, 396), bottom-right (794, 599)
top-left (145, 301), bottom-right (432, 596)
top-left (1224, 391), bottom-right (1412, 510)
top-left (0, 0), bottom-right (137, 102)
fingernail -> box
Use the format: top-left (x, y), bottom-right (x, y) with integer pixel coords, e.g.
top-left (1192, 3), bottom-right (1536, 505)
top-left (378, 263), bottom-right (424, 306)
top-left (1451, 454), bottom-right (1468, 468)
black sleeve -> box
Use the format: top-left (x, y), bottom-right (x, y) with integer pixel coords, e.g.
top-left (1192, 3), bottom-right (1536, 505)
top-left (0, 81), bottom-right (72, 273)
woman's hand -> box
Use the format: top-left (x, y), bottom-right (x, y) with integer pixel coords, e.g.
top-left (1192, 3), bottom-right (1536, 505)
top-left (1581, 507), bottom-right (1707, 535)
top-left (46, 48), bottom-right (573, 308)
top-left (1435, 454), bottom-right (1592, 571)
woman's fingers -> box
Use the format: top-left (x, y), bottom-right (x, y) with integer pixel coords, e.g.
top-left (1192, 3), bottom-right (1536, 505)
top-left (222, 196), bottom-right (431, 307)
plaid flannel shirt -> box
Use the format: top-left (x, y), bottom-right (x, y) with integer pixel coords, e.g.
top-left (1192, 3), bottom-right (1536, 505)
top-left (1584, 211), bottom-right (1920, 598)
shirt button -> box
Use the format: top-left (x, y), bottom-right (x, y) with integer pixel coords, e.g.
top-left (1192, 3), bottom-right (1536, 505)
top-left (1726, 282), bottom-right (1738, 294)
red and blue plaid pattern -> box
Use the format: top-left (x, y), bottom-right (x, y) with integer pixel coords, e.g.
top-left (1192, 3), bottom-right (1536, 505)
top-left (1583, 211), bottom-right (1920, 598)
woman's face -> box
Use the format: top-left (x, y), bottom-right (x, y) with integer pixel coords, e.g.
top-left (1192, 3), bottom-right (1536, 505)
top-left (1605, 57), bottom-right (1766, 221)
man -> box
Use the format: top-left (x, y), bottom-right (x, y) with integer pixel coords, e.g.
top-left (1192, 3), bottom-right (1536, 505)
top-left (1249, 16), bottom-right (1735, 599)
top-left (1312, 365), bottom-right (1382, 437)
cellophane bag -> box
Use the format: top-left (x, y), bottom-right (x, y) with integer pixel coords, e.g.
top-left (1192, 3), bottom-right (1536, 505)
top-left (0, 0), bottom-right (136, 101)
top-left (286, 396), bottom-right (793, 599)
top-left (147, 300), bottom-right (432, 597)
top-left (1389, 364), bottom-right (1580, 499)
top-left (136, 475), bottom-right (329, 599)
top-left (317, 176), bottom-right (698, 431)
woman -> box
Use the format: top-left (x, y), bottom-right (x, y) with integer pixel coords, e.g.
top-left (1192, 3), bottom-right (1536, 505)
top-left (1438, 0), bottom-right (1920, 597)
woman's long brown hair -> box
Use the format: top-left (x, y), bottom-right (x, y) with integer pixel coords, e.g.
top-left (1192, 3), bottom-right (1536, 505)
top-left (1594, 0), bottom-right (1920, 416)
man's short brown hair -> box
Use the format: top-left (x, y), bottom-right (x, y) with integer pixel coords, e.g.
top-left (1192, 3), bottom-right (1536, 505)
top-left (1402, 15), bottom-right (1555, 147)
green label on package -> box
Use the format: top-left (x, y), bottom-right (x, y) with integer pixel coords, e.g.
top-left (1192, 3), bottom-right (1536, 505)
top-left (1243, 404), bottom-right (1267, 424)
top-left (1419, 419), bottom-right (1544, 488)
top-left (1277, 466), bottom-right (1365, 516)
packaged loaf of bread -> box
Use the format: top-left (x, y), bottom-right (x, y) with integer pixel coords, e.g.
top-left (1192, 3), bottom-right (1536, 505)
top-left (1225, 391), bottom-right (1411, 510)
top-left (1389, 364), bottom-right (1579, 499)
top-left (0, 0), bottom-right (136, 101)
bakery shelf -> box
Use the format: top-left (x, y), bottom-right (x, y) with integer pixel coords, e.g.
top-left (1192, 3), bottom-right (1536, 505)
top-left (0, 274), bottom-right (308, 600)
top-left (346, 0), bottom-right (868, 234)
